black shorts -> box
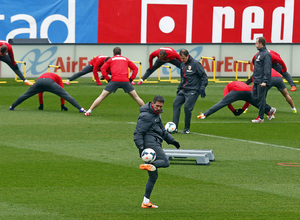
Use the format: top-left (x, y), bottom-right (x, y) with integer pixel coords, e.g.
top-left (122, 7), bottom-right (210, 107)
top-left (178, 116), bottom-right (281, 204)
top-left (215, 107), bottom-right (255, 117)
top-left (271, 77), bottom-right (286, 91)
top-left (104, 81), bottom-right (135, 93)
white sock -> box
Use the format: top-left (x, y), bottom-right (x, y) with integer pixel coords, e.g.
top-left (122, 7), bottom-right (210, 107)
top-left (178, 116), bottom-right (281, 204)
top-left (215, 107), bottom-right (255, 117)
top-left (292, 107), bottom-right (297, 111)
top-left (143, 196), bottom-right (149, 204)
top-left (140, 79), bottom-right (144, 82)
top-left (24, 79), bottom-right (29, 83)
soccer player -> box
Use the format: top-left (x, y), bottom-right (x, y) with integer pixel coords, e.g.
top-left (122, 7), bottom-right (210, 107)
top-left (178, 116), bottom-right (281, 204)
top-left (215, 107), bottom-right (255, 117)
top-left (65, 55), bottom-right (110, 86)
top-left (134, 95), bottom-right (180, 208)
top-left (172, 49), bottom-right (208, 133)
top-left (269, 69), bottom-right (297, 113)
top-left (252, 49), bottom-right (296, 91)
top-left (0, 40), bottom-right (33, 85)
top-left (197, 81), bottom-right (276, 119)
top-left (84, 47), bottom-right (144, 116)
top-left (136, 47), bottom-right (182, 85)
top-left (246, 69), bottom-right (297, 113)
top-left (251, 37), bottom-right (273, 123)
top-left (9, 72), bottom-right (86, 112)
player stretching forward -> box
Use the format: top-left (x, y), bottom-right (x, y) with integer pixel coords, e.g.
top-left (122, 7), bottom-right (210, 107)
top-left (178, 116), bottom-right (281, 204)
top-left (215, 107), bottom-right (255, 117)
top-left (252, 49), bottom-right (296, 91)
top-left (9, 72), bottom-right (86, 112)
top-left (245, 69), bottom-right (297, 113)
top-left (0, 40), bottom-right (33, 85)
top-left (65, 55), bottom-right (110, 85)
top-left (197, 81), bottom-right (276, 120)
top-left (136, 47), bottom-right (182, 85)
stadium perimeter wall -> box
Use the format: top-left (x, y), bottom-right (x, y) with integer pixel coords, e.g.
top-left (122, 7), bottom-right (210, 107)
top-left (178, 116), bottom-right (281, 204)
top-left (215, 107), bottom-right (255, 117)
top-left (0, 44), bottom-right (299, 79)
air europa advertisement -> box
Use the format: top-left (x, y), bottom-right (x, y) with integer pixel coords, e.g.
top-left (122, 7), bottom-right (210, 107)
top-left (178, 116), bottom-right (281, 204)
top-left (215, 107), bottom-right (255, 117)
top-left (0, 0), bottom-right (299, 43)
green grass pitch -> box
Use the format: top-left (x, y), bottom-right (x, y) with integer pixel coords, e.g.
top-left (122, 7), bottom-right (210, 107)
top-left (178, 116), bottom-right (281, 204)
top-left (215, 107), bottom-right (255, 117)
top-left (0, 77), bottom-right (299, 219)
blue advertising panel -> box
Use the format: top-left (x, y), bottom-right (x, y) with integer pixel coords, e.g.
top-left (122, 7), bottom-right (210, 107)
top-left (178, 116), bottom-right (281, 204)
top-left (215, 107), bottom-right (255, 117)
top-left (0, 0), bottom-right (98, 43)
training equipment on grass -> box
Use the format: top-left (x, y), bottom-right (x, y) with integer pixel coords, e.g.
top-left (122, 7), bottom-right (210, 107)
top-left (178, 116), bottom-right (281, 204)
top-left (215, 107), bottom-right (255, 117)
top-left (158, 65), bottom-right (180, 83)
top-left (141, 148), bottom-right (156, 163)
top-left (201, 56), bottom-right (216, 82)
top-left (129, 61), bottom-right (142, 83)
top-left (235, 60), bottom-right (251, 81)
top-left (163, 149), bottom-right (215, 165)
top-left (165, 122), bottom-right (176, 133)
top-left (15, 61), bottom-right (35, 83)
top-left (48, 64), bottom-right (78, 84)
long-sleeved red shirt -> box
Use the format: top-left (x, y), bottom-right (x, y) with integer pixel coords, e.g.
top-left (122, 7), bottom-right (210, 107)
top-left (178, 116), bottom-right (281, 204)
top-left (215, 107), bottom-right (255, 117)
top-left (0, 41), bottom-right (17, 65)
top-left (148, 47), bottom-right (182, 69)
top-left (89, 55), bottom-right (108, 76)
top-left (224, 81), bottom-right (252, 111)
top-left (37, 72), bottom-right (65, 105)
top-left (252, 49), bottom-right (287, 73)
top-left (101, 55), bottom-right (138, 82)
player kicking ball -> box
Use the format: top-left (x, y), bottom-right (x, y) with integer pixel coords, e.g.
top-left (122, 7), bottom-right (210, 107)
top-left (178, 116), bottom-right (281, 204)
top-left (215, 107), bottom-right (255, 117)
top-left (134, 95), bottom-right (180, 208)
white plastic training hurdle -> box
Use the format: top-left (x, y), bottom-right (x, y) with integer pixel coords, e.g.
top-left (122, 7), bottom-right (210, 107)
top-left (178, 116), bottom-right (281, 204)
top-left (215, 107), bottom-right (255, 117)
top-left (163, 149), bottom-right (215, 165)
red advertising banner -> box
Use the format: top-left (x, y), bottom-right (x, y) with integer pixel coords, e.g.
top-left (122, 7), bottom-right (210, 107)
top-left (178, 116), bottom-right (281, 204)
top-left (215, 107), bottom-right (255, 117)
top-left (98, 0), bottom-right (299, 43)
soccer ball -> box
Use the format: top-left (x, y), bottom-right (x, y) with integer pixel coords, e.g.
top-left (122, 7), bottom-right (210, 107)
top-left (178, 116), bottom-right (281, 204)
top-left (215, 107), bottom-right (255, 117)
top-left (141, 148), bottom-right (156, 163)
top-left (165, 122), bottom-right (176, 133)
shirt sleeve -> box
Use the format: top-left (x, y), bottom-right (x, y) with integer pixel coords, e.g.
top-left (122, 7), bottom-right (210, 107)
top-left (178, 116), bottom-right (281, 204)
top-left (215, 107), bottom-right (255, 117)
top-left (7, 44), bottom-right (17, 65)
top-left (128, 60), bottom-right (138, 80)
top-left (133, 113), bottom-right (153, 148)
top-left (148, 50), bottom-right (158, 69)
top-left (100, 61), bottom-right (111, 81)
top-left (263, 53), bottom-right (272, 83)
top-left (197, 63), bottom-right (208, 90)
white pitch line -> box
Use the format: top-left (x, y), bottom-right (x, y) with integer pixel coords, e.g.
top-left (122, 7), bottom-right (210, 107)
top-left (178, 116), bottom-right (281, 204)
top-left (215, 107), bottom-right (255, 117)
top-left (126, 121), bottom-right (300, 151)
top-left (193, 121), bottom-right (300, 124)
top-left (192, 132), bottom-right (300, 151)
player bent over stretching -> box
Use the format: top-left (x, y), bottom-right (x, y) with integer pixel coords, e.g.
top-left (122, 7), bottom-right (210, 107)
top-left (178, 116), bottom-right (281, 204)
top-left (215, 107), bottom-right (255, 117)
top-left (197, 81), bottom-right (276, 120)
top-left (9, 72), bottom-right (86, 112)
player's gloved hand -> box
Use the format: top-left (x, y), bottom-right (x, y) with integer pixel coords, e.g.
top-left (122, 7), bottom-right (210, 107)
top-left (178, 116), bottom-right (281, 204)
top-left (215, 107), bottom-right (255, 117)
top-left (38, 104), bottom-right (43, 110)
top-left (233, 109), bottom-right (244, 116)
top-left (171, 140), bottom-right (180, 149)
top-left (199, 89), bottom-right (206, 98)
top-left (108, 79), bottom-right (111, 82)
top-left (138, 145), bottom-right (145, 157)
top-left (61, 105), bottom-right (68, 111)
top-left (129, 78), bottom-right (133, 82)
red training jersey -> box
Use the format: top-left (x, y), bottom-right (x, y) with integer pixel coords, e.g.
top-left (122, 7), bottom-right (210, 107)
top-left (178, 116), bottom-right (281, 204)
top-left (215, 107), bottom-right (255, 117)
top-left (148, 47), bottom-right (181, 69)
top-left (223, 81), bottom-right (252, 96)
top-left (89, 55), bottom-right (108, 76)
top-left (224, 81), bottom-right (252, 111)
top-left (271, 68), bottom-right (282, 78)
top-left (252, 49), bottom-right (287, 73)
top-left (0, 41), bottom-right (17, 65)
top-left (101, 55), bottom-right (138, 82)
top-left (37, 72), bottom-right (65, 105)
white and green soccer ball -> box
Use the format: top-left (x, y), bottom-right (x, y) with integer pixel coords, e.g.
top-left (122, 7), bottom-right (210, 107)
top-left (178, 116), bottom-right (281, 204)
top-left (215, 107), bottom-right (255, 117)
top-left (165, 122), bottom-right (176, 133)
top-left (141, 148), bottom-right (156, 163)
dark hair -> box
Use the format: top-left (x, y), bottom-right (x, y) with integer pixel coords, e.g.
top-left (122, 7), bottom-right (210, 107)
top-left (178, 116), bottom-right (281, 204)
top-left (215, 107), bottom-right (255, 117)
top-left (0, 45), bottom-right (8, 54)
top-left (257, 37), bottom-right (266, 46)
top-left (153, 95), bottom-right (165, 103)
top-left (104, 57), bottom-right (111, 62)
top-left (113, 47), bottom-right (121, 55)
top-left (159, 49), bottom-right (167, 56)
top-left (179, 49), bottom-right (189, 56)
